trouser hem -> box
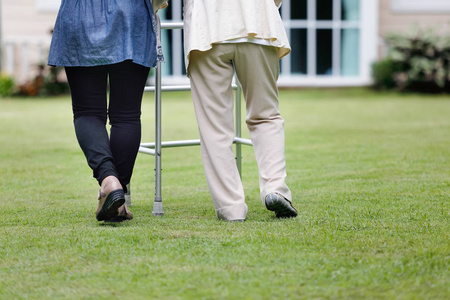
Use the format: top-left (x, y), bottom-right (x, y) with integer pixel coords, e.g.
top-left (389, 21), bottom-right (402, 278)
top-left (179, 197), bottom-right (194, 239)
top-left (216, 203), bottom-right (248, 221)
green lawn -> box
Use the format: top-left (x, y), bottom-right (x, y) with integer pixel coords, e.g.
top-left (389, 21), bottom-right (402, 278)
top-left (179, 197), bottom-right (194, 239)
top-left (0, 88), bottom-right (449, 299)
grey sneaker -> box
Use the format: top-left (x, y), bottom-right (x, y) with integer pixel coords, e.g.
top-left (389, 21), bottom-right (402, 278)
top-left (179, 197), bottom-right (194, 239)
top-left (265, 193), bottom-right (298, 218)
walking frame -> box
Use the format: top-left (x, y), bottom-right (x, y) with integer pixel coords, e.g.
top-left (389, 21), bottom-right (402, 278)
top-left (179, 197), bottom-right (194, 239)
top-left (133, 18), bottom-right (252, 216)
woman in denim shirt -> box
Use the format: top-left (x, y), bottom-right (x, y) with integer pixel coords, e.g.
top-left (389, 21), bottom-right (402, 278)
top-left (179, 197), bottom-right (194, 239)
top-left (48, 0), bottom-right (167, 222)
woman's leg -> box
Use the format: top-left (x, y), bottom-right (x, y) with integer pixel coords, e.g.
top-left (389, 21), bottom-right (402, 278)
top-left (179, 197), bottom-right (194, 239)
top-left (233, 44), bottom-right (292, 204)
top-left (108, 61), bottom-right (150, 192)
top-left (66, 65), bottom-right (126, 221)
top-left (189, 46), bottom-right (248, 221)
top-left (65, 65), bottom-right (119, 185)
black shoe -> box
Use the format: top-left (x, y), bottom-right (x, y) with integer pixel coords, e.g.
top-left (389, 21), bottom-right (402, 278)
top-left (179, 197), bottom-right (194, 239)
top-left (96, 189), bottom-right (125, 221)
top-left (265, 193), bottom-right (298, 218)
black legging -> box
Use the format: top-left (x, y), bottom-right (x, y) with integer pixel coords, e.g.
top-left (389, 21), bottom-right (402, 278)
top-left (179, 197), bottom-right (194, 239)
top-left (65, 60), bottom-right (150, 192)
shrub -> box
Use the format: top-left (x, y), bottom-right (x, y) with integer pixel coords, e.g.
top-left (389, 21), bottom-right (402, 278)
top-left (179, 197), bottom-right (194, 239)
top-left (17, 65), bottom-right (69, 97)
top-left (372, 58), bottom-right (403, 90)
top-left (374, 27), bottom-right (450, 93)
top-left (40, 66), bottom-right (70, 96)
top-left (0, 73), bottom-right (15, 97)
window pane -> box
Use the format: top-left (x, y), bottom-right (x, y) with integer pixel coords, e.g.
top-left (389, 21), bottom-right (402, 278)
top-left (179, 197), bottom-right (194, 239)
top-left (316, 0), bottom-right (333, 20)
top-left (341, 29), bottom-right (359, 76)
top-left (341, 0), bottom-right (360, 21)
top-left (316, 29), bottom-right (332, 75)
top-left (291, 0), bottom-right (307, 20)
top-left (290, 29), bottom-right (307, 74)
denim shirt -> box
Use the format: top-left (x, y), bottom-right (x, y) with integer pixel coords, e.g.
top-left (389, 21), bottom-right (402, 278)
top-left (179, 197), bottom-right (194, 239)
top-left (48, 0), bottom-right (163, 68)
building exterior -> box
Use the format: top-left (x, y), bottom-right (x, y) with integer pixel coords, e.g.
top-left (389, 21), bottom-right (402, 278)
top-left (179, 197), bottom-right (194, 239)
top-left (1, 0), bottom-right (450, 86)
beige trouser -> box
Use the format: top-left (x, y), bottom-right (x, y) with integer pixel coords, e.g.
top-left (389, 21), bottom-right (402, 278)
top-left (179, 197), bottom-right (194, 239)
top-left (189, 43), bottom-right (292, 220)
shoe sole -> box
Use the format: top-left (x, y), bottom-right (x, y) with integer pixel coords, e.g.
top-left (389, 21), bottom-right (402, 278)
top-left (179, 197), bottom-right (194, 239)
top-left (105, 215), bottom-right (133, 223)
top-left (265, 195), bottom-right (298, 218)
top-left (96, 189), bottom-right (125, 221)
top-left (228, 219), bottom-right (245, 223)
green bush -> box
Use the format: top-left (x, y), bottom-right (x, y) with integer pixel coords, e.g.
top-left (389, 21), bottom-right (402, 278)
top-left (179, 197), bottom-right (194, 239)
top-left (40, 66), bottom-right (70, 96)
top-left (16, 65), bottom-right (70, 97)
top-left (373, 27), bottom-right (450, 93)
top-left (372, 58), bottom-right (403, 90)
top-left (40, 80), bottom-right (70, 96)
top-left (0, 73), bottom-right (15, 97)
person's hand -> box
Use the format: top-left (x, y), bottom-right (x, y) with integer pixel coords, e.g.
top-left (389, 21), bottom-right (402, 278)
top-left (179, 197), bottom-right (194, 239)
top-left (153, 0), bottom-right (169, 13)
top-left (275, 0), bottom-right (282, 9)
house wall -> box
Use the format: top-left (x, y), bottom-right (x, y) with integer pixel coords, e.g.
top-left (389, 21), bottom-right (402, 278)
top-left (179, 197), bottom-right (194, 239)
top-left (1, 0), bottom-right (57, 82)
top-left (379, 0), bottom-right (450, 37)
top-left (2, 0), bottom-right (56, 39)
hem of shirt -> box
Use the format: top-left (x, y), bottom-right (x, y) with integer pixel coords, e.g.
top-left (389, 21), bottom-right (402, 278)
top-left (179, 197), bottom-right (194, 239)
top-left (47, 58), bottom-right (156, 68)
top-left (217, 37), bottom-right (272, 46)
top-left (184, 42), bottom-right (290, 77)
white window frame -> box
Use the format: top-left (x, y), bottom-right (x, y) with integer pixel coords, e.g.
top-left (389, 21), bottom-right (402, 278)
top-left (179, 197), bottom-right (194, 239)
top-left (391, 0), bottom-right (450, 13)
top-left (36, 0), bottom-right (60, 13)
top-left (159, 0), bottom-right (379, 87)
top-left (279, 0), bottom-right (378, 87)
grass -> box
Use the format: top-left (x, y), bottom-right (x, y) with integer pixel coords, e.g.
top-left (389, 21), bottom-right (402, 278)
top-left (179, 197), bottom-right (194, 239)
top-left (0, 88), bottom-right (449, 299)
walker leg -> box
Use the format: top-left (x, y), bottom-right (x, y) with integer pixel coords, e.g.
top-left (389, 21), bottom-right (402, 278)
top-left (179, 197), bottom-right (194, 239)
top-left (235, 79), bottom-right (243, 178)
top-left (125, 183), bottom-right (132, 206)
top-left (152, 48), bottom-right (164, 216)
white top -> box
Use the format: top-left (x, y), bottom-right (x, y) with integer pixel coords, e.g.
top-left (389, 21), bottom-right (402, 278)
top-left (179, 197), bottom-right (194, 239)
top-left (183, 0), bottom-right (291, 74)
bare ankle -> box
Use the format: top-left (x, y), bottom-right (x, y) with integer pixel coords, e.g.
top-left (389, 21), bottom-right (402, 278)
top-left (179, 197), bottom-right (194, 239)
top-left (101, 176), bottom-right (122, 194)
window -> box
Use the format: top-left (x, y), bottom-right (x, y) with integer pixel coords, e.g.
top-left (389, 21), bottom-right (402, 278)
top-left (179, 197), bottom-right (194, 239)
top-left (281, 0), bottom-right (362, 77)
top-left (290, 29), bottom-right (308, 74)
top-left (160, 0), bottom-right (378, 86)
top-left (391, 0), bottom-right (450, 13)
top-left (291, 0), bottom-right (308, 19)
